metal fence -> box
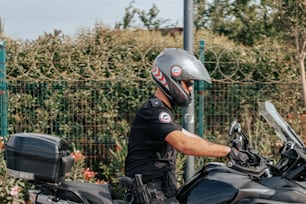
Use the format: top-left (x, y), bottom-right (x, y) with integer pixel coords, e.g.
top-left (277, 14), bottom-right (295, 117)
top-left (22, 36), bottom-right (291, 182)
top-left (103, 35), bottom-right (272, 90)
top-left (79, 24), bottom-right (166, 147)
top-left (1, 42), bottom-right (304, 168)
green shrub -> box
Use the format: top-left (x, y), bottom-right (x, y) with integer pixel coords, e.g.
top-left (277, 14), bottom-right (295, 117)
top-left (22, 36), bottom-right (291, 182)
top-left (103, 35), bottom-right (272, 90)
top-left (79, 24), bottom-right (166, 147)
top-left (0, 138), bottom-right (26, 204)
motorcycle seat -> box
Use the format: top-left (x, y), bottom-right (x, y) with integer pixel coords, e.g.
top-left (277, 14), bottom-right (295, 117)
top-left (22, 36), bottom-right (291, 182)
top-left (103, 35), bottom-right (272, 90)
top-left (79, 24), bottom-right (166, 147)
top-left (59, 181), bottom-right (114, 204)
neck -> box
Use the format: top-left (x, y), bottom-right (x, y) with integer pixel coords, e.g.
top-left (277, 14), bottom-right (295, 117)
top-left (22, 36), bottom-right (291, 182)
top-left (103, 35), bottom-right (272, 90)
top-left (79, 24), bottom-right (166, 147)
top-left (154, 88), bottom-right (172, 109)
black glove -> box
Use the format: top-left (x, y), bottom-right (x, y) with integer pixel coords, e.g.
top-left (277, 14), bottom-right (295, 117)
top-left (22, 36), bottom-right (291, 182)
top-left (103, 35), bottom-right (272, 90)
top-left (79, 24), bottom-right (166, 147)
top-left (228, 147), bottom-right (249, 164)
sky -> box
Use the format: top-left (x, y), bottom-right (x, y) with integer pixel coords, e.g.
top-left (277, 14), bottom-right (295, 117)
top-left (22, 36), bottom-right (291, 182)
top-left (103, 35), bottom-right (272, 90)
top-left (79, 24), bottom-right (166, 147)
top-left (1, 0), bottom-right (184, 40)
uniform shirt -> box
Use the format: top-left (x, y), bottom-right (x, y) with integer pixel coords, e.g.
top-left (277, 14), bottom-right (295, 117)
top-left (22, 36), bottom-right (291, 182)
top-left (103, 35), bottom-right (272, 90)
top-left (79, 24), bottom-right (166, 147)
top-left (125, 96), bottom-right (182, 181)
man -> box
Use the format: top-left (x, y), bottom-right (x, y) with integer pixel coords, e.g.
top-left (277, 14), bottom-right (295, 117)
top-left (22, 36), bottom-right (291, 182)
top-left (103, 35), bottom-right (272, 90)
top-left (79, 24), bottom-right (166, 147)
top-left (125, 48), bottom-right (245, 204)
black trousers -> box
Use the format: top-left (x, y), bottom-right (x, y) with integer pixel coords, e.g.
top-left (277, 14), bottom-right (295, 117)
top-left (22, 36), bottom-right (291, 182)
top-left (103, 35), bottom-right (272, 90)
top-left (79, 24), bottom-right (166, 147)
top-left (145, 180), bottom-right (179, 204)
top-left (126, 172), bottom-right (178, 204)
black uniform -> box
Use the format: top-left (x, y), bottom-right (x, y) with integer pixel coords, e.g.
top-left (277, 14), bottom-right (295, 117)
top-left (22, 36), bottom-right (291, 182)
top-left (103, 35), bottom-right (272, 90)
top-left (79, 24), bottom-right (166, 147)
top-left (125, 96), bottom-right (181, 203)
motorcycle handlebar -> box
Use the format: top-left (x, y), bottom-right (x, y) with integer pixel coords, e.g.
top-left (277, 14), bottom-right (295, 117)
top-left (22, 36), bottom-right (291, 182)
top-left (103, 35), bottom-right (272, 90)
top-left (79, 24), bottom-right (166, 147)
top-left (228, 119), bottom-right (270, 178)
top-left (226, 154), bottom-right (269, 178)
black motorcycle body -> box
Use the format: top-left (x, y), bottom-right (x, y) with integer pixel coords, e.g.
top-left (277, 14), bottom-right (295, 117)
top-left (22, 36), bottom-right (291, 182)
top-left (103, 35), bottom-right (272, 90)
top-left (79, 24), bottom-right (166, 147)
top-left (5, 101), bottom-right (306, 203)
top-left (177, 162), bottom-right (306, 204)
top-left (28, 180), bottom-right (120, 204)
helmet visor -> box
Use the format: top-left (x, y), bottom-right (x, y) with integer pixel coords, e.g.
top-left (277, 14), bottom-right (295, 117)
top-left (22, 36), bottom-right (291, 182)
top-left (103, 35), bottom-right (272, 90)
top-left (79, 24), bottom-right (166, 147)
top-left (180, 59), bottom-right (211, 83)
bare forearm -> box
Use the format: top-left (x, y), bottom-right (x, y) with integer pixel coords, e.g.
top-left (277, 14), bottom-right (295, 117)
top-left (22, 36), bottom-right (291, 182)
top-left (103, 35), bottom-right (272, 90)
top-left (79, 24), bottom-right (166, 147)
top-left (181, 129), bottom-right (231, 157)
top-left (181, 137), bottom-right (230, 157)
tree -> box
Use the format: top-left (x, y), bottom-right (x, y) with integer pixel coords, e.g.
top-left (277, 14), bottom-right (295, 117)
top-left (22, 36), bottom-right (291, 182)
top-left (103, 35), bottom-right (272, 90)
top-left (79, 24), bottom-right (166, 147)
top-left (115, 1), bottom-right (138, 29)
top-left (137, 4), bottom-right (171, 30)
top-left (195, 0), bottom-right (278, 46)
top-left (272, 0), bottom-right (306, 108)
top-left (194, 0), bottom-right (305, 108)
top-left (116, 1), bottom-right (175, 30)
top-left (193, 0), bottom-right (207, 30)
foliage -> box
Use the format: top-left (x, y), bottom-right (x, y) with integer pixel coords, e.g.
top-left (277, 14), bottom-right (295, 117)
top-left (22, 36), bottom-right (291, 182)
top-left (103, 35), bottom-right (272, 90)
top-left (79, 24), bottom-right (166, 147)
top-left (271, 0), bottom-right (306, 107)
top-left (0, 11), bottom-right (304, 203)
top-left (115, 1), bottom-right (175, 30)
top-left (99, 138), bottom-right (127, 197)
top-left (176, 152), bottom-right (187, 187)
top-left (193, 0), bottom-right (305, 49)
top-left (99, 138), bottom-right (187, 193)
top-left (65, 147), bottom-right (103, 184)
top-left (99, 138), bottom-right (127, 183)
top-left (6, 28), bottom-right (181, 165)
top-left (271, 0), bottom-right (305, 47)
top-left (115, 1), bottom-right (138, 29)
top-left (193, 0), bottom-right (305, 105)
top-left (194, 0), bottom-right (277, 46)
top-left (0, 137), bottom-right (26, 204)
top-left (136, 4), bottom-right (171, 31)
top-left (2, 26), bottom-right (304, 203)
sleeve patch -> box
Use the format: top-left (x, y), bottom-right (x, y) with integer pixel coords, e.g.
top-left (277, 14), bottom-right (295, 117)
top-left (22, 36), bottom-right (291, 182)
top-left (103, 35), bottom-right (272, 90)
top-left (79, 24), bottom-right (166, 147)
top-left (159, 112), bottom-right (172, 123)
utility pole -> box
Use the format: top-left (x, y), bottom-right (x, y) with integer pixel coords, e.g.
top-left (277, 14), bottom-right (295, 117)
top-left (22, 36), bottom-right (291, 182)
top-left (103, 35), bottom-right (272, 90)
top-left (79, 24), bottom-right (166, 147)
top-left (183, 0), bottom-right (195, 180)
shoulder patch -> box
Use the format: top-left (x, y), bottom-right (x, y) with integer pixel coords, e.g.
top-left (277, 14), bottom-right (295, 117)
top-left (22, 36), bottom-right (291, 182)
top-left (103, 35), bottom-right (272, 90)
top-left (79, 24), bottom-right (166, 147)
top-left (159, 112), bottom-right (172, 123)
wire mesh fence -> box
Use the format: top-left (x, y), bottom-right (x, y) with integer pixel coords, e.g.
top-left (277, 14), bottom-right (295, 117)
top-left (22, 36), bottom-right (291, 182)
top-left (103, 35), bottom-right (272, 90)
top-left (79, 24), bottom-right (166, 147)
top-left (3, 43), bottom-right (304, 168)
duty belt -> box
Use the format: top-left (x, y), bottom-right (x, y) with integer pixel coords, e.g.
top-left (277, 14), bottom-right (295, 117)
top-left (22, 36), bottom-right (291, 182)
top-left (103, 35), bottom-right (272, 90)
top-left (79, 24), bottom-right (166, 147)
top-left (146, 180), bottom-right (164, 192)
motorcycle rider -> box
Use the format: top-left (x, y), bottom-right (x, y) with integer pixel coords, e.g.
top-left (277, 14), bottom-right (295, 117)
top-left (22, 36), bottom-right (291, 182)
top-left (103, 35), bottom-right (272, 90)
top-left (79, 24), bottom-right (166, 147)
top-left (125, 48), bottom-right (246, 204)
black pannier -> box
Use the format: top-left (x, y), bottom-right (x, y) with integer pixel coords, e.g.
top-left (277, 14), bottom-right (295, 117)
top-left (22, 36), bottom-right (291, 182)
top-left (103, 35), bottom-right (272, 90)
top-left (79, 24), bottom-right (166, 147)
top-left (6, 133), bottom-right (74, 183)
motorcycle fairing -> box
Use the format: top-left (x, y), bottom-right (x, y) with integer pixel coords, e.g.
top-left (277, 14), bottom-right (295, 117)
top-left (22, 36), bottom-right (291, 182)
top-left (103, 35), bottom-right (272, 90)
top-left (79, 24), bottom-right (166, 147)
top-left (177, 162), bottom-right (275, 204)
top-left (187, 179), bottom-right (237, 204)
top-left (259, 176), bottom-right (306, 203)
top-left (259, 101), bottom-right (305, 149)
top-left (176, 162), bottom-right (237, 202)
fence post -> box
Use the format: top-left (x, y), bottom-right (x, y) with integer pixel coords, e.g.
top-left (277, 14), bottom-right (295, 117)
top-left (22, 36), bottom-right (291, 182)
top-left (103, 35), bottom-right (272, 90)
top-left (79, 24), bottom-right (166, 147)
top-left (197, 39), bottom-right (205, 137)
top-left (0, 40), bottom-right (8, 141)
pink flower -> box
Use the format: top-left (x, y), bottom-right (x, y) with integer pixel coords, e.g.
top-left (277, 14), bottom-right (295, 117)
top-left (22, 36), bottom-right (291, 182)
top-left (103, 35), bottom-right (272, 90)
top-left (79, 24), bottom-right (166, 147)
top-left (10, 186), bottom-right (20, 196)
top-left (71, 150), bottom-right (85, 162)
top-left (0, 137), bottom-right (4, 150)
top-left (84, 168), bottom-right (97, 180)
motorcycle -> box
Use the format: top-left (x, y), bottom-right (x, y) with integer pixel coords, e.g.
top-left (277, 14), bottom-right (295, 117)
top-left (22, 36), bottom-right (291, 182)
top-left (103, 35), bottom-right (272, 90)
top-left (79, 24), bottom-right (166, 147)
top-left (4, 101), bottom-right (306, 203)
top-left (176, 101), bottom-right (306, 204)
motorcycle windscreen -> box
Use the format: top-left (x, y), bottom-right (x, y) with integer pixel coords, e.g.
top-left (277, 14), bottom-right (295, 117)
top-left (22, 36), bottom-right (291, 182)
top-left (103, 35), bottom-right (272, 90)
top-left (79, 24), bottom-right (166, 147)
top-left (259, 101), bottom-right (304, 149)
top-left (186, 179), bottom-right (237, 204)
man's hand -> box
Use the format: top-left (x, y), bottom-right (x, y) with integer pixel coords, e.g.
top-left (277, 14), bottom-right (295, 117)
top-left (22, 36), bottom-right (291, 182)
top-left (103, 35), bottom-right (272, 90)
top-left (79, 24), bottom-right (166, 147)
top-left (228, 147), bottom-right (249, 164)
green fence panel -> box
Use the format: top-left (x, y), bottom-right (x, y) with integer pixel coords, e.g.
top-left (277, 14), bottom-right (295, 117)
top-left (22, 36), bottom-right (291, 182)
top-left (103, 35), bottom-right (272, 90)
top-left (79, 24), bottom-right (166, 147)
top-left (5, 41), bottom-right (303, 170)
top-left (0, 40), bottom-right (8, 140)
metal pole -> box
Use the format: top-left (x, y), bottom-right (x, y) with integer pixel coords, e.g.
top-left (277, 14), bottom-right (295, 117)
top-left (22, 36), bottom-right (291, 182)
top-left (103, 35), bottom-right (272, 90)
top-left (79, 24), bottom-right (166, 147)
top-left (183, 0), bottom-right (195, 180)
top-left (0, 40), bottom-right (8, 141)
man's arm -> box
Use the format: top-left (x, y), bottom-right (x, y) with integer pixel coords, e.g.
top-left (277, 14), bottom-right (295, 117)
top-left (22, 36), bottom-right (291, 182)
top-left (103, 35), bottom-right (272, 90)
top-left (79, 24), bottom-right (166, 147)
top-left (165, 128), bottom-right (231, 157)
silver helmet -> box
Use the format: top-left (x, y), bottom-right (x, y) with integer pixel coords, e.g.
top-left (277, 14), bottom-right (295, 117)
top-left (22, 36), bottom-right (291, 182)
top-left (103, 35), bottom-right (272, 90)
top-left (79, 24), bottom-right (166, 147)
top-left (151, 48), bottom-right (211, 107)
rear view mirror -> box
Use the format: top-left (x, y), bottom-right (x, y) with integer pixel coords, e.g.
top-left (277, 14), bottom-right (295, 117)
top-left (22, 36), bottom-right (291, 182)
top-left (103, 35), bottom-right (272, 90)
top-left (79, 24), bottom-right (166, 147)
top-left (229, 118), bottom-right (241, 136)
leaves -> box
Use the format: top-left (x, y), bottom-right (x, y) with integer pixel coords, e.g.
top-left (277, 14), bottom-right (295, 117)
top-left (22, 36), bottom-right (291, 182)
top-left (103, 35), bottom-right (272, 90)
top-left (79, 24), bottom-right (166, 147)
top-left (0, 148), bottom-right (26, 204)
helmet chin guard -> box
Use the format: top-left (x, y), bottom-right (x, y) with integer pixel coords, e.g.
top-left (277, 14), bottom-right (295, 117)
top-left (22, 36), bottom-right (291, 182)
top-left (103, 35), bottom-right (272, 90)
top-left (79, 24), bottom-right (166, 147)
top-left (151, 48), bottom-right (211, 107)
